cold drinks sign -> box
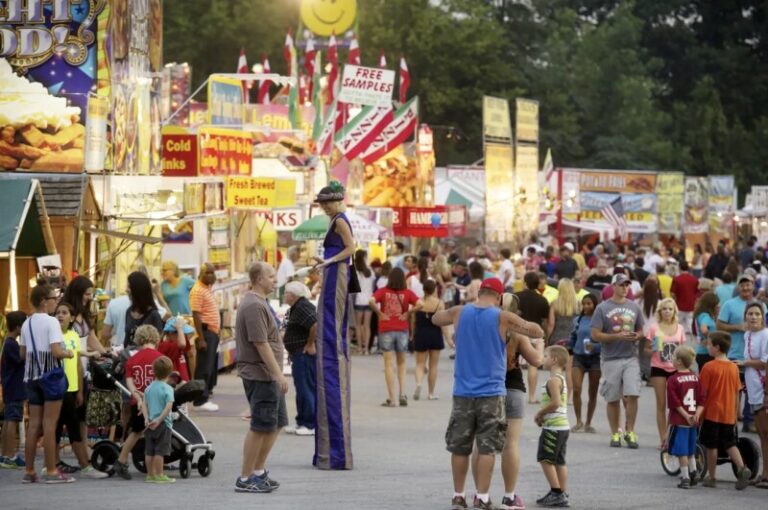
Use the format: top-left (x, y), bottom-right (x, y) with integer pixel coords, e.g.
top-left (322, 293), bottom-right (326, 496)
top-left (338, 65), bottom-right (395, 107)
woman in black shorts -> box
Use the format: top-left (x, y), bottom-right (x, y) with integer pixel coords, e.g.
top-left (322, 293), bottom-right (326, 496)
top-left (411, 280), bottom-right (447, 400)
top-left (569, 294), bottom-right (600, 433)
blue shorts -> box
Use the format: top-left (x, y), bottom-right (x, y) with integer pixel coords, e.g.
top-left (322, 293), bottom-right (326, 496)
top-left (379, 331), bottom-right (409, 353)
top-left (668, 425), bottom-right (697, 457)
top-left (3, 401), bottom-right (24, 422)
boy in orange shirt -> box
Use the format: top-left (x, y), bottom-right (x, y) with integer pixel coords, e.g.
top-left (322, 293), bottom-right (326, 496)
top-left (696, 331), bottom-right (751, 489)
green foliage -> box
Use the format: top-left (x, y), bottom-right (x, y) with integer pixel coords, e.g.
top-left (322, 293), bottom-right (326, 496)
top-left (163, 0), bottom-right (768, 182)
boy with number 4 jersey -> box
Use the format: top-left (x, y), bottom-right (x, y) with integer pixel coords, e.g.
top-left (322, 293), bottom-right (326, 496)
top-left (665, 346), bottom-right (703, 489)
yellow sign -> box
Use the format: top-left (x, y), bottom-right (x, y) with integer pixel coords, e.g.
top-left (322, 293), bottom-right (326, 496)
top-left (581, 210), bottom-right (655, 223)
top-left (656, 172), bottom-right (684, 195)
top-left (483, 96), bottom-right (512, 143)
top-left (226, 177), bottom-right (297, 210)
top-left (300, 0), bottom-right (357, 37)
top-left (515, 98), bottom-right (539, 143)
top-left (485, 143), bottom-right (515, 243)
top-left (515, 143), bottom-right (539, 231)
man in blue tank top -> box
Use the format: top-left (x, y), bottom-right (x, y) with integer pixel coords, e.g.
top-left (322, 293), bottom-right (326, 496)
top-left (433, 278), bottom-right (545, 510)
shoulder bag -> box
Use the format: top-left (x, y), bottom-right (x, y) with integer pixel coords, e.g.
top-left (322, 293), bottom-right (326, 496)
top-left (29, 317), bottom-right (68, 400)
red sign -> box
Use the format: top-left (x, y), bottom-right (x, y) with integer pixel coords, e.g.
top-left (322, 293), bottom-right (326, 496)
top-left (161, 127), bottom-right (198, 177)
top-left (199, 127), bottom-right (253, 176)
top-left (393, 206), bottom-right (467, 238)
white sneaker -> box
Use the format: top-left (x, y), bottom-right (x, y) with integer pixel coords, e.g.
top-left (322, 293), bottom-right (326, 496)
top-left (193, 402), bottom-right (219, 412)
top-left (80, 466), bottom-right (109, 479)
top-left (295, 426), bottom-right (315, 436)
top-left (428, 394), bottom-right (439, 400)
top-left (283, 426), bottom-right (297, 434)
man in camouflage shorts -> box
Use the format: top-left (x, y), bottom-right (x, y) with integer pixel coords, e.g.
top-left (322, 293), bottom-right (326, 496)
top-left (433, 278), bottom-right (544, 510)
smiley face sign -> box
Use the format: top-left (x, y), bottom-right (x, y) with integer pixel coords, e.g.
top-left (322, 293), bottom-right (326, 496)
top-left (300, 0), bottom-right (357, 37)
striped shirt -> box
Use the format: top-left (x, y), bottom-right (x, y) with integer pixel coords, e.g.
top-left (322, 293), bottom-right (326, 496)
top-left (540, 372), bottom-right (569, 430)
top-left (190, 280), bottom-right (220, 334)
top-left (21, 313), bottom-right (63, 382)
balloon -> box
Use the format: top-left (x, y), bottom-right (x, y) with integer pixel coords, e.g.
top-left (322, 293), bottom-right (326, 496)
top-left (431, 212), bottom-right (441, 228)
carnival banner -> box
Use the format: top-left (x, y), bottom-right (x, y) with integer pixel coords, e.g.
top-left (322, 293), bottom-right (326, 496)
top-left (198, 128), bottom-right (252, 176)
top-left (392, 205), bottom-right (467, 238)
top-left (360, 97), bottom-right (419, 164)
top-left (0, 0), bottom-right (108, 172)
top-left (483, 96), bottom-right (512, 145)
top-left (484, 143), bottom-right (515, 243)
top-left (334, 105), bottom-right (393, 161)
top-left (579, 171), bottom-right (657, 193)
top-left (363, 145), bottom-right (427, 207)
top-left (708, 175), bottom-right (735, 237)
top-left (684, 177), bottom-right (709, 234)
top-left (515, 143), bottom-right (539, 232)
top-left (656, 172), bottom-right (684, 234)
top-left (579, 192), bottom-right (657, 233)
top-left (245, 103), bottom-right (314, 157)
top-left (515, 98), bottom-right (539, 143)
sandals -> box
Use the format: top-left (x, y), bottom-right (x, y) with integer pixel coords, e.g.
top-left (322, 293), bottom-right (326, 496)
top-left (584, 425), bottom-right (597, 434)
top-left (571, 423), bottom-right (584, 433)
top-left (381, 399), bottom-right (397, 407)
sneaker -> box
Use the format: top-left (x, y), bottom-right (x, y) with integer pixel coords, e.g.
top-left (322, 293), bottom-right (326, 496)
top-left (79, 466), bottom-right (109, 479)
top-left (283, 425), bottom-right (297, 434)
top-left (56, 460), bottom-right (80, 474)
top-left (690, 471), bottom-right (698, 487)
top-left (22, 472), bottom-right (38, 483)
top-left (413, 385), bottom-right (422, 401)
top-left (536, 491), bottom-right (553, 505)
top-left (702, 478), bottom-right (716, 488)
top-left (145, 475), bottom-right (157, 483)
top-left (500, 494), bottom-right (526, 510)
top-left (428, 394), bottom-right (440, 400)
top-left (452, 495), bottom-right (468, 510)
top-left (262, 470), bottom-right (280, 489)
top-left (537, 491), bottom-right (567, 507)
top-left (114, 460), bottom-right (132, 480)
top-left (399, 394), bottom-right (408, 407)
top-left (735, 466), bottom-right (752, 490)
top-left (235, 473), bottom-right (274, 493)
top-left (10, 454), bottom-right (26, 468)
top-left (153, 474), bottom-right (176, 484)
top-left (0, 456), bottom-right (16, 469)
top-left (43, 471), bottom-right (75, 484)
top-left (624, 431), bottom-right (639, 449)
top-left (610, 433), bottom-right (622, 447)
top-left (295, 426), bottom-right (315, 436)
top-left (678, 477), bottom-right (691, 489)
top-left (472, 495), bottom-right (495, 509)
top-left (193, 401), bottom-right (219, 412)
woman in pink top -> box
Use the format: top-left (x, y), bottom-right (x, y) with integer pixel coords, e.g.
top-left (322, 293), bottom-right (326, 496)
top-left (644, 297), bottom-right (686, 448)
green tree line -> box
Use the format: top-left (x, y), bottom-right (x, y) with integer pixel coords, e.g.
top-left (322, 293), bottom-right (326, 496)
top-left (164, 0), bottom-right (768, 187)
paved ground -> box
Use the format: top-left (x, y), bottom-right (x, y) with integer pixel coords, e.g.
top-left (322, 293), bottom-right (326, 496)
top-left (1, 351), bottom-right (766, 509)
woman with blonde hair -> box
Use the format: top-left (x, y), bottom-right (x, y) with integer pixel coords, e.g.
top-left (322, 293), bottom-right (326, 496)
top-left (645, 297), bottom-right (686, 448)
top-left (547, 279), bottom-right (579, 407)
top-left (160, 260), bottom-right (195, 316)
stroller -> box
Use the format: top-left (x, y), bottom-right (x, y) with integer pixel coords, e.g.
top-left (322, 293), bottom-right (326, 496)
top-left (89, 358), bottom-right (215, 479)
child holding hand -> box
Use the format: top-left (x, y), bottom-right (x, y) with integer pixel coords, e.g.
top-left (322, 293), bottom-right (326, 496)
top-left (141, 356), bottom-right (176, 484)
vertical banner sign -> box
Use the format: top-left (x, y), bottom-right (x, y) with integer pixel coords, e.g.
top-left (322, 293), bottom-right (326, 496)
top-left (482, 96), bottom-right (512, 145)
top-left (684, 177), bottom-right (709, 234)
top-left (515, 98), bottom-right (539, 143)
top-left (656, 172), bottom-right (684, 234)
top-left (708, 175), bottom-right (735, 237)
top-left (484, 144), bottom-right (515, 243)
top-left (85, 95), bottom-right (109, 172)
top-left (514, 144), bottom-right (539, 232)
top-left (208, 76), bottom-right (245, 127)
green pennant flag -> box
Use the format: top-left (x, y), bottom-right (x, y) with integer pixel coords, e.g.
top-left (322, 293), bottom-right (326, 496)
top-left (312, 52), bottom-right (323, 141)
top-left (288, 43), bottom-right (299, 130)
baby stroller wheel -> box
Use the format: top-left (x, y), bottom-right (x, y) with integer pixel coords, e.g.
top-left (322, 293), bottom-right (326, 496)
top-left (197, 454), bottom-right (212, 477)
top-left (91, 440), bottom-right (120, 476)
top-left (732, 436), bottom-right (760, 481)
top-left (180, 455), bottom-right (191, 479)
top-left (660, 449), bottom-right (681, 476)
top-left (694, 442), bottom-right (707, 478)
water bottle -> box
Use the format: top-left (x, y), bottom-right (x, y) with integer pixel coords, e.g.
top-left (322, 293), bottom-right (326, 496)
top-left (584, 337), bottom-right (593, 353)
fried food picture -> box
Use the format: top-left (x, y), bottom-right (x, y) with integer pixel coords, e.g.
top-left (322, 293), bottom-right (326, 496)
top-left (363, 154), bottom-right (421, 207)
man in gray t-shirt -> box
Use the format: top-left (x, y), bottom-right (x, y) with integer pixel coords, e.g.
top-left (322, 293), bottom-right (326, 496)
top-left (590, 273), bottom-right (645, 449)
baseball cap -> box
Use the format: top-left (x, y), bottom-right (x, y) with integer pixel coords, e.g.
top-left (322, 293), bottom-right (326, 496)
top-left (611, 273), bottom-right (631, 286)
top-left (563, 242), bottom-right (575, 251)
top-left (738, 273), bottom-right (755, 284)
top-left (480, 278), bottom-right (504, 295)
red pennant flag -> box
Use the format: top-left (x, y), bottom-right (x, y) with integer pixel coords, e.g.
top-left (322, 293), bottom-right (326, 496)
top-left (361, 97), bottom-right (419, 164)
top-left (399, 56), bottom-right (410, 104)
top-left (298, 74), bottom-right (308, 106)
top-left (257, 54), bottom-right (271, 104)
top-left (379, 49), bottom-right (387, 69)
top-left (283, 29), bottom-right (294, 84)
top-left (327, 32), bottom-right (338, 105)
top-left (348, 32), bottom-right (360, 65)
top-left (238, 48), bottom-right (251, 100)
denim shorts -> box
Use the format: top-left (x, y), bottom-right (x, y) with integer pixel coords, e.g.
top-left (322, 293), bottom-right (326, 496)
top-left (379, 331), bottom-right (409, 353)
top-left (3, 401), bottom-right (24, 422)
top-left (243, 379), bottom-right (288, 432)
top-left (26, 379), bottom-right (62, 405)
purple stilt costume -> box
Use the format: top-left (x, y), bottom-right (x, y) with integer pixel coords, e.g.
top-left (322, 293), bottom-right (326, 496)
top-left (313, 212), bottom-right (353, 470)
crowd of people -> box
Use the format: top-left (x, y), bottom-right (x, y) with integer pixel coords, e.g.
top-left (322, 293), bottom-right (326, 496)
top-left (2, 233), bottom-right (768, 508)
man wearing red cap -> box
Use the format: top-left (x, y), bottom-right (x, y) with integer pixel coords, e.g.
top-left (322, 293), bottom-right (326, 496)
top-left (433, 278), bottom-right (544, 510)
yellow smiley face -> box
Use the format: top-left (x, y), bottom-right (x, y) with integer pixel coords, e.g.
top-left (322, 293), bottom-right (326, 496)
top-left (300, 0), bottom-right (357, 37)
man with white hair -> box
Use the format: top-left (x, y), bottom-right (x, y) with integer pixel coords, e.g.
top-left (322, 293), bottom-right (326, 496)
top-left (277, 246), bottom-right (300, 301)
top-left (282, 281), bottom-right (318, 436)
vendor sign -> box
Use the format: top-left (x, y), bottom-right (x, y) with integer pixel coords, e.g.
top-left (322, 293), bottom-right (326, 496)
top-left (338, 65), bottom-right (395, 107)
top-left (684, 177), bottom-right (709, 234)
top-left (484, 143), bottom-right (514, 243)
top-left (393, 205), bottom-right (467, 238)
top-left (245, 104), bottom-right (314, 157)
top-left (161, 126), bottom-right (197, 177)
top-left (199, 127), bottom-right (252, 175)
top-left (515, 98), bottom-right (539, 143)
top-left (656, 172), bottom-right (684, 233)
top-left (208, 75), bottom-right (244, 127)
top-left (580, 191), bottom-right (657, 233)
top-left (483, 96), bottom-right (512, 145)
top-left (225, 177), bottom-right (296, 210)
top-left (579, 171), bottom-right (656, 193)
top-left (708, 175), bottom-right (735, 236)
top-left (253, 208), bottom-right (304, 231)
